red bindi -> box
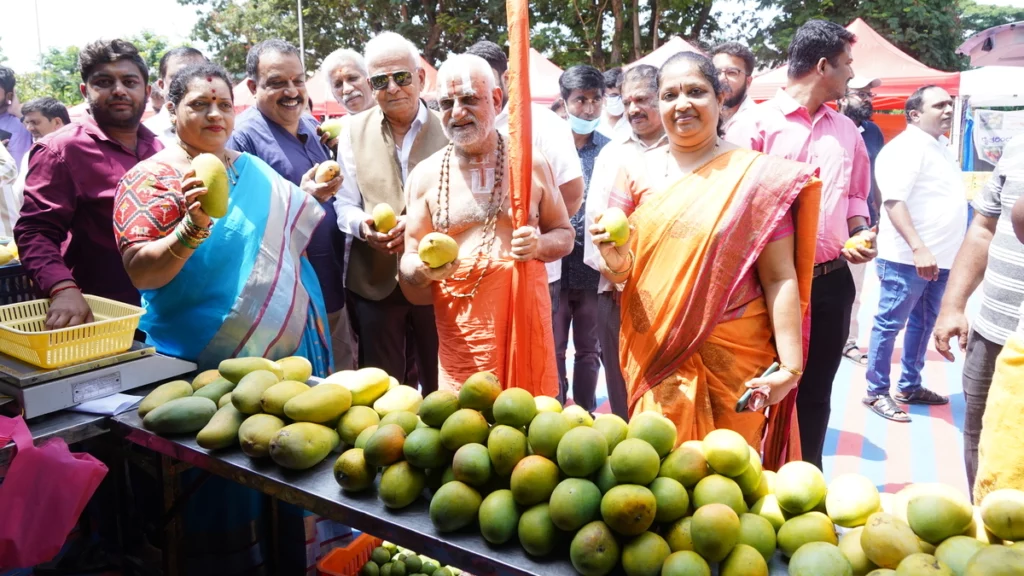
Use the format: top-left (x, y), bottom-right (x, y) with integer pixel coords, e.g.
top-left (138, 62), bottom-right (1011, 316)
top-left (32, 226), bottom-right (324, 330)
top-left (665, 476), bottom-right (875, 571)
top-left (207, 76), bottom-right (213, 82)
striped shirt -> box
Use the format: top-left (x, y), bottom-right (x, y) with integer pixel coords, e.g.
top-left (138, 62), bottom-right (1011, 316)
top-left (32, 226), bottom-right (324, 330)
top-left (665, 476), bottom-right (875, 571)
top-left (973, 136), bottom-right (1024, 346)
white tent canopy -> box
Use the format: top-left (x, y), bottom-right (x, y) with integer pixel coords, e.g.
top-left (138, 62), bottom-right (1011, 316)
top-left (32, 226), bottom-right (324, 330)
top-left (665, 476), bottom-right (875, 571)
top-left (960, 66), bottom-right (1024, 107)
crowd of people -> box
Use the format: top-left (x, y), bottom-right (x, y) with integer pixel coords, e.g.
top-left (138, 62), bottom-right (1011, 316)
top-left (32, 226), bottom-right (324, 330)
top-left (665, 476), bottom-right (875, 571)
top-left (0, 15), bottom-right (1020, 572)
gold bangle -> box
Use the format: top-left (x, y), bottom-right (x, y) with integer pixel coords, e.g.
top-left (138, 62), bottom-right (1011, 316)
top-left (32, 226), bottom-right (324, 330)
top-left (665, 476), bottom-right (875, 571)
top-left (780, 363), bottom-right (803, 377)
top-left (609, 250), bottom-right (635, 276)
top-left (167, 243), bottom-right (186, 260)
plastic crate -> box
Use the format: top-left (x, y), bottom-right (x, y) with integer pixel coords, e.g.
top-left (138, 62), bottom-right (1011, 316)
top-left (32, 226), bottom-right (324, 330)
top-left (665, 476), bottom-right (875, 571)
top-left (0, 264), bottom-right (37, 306)
top-left (317, 533), bottom-right (383, 576)
top-left (0, 295), bottom-right (145, 369)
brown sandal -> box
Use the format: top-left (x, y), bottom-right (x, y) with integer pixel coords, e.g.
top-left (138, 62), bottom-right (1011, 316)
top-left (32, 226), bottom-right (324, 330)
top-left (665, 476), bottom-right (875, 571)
top-left (863, 395), bottom-right (910, 422)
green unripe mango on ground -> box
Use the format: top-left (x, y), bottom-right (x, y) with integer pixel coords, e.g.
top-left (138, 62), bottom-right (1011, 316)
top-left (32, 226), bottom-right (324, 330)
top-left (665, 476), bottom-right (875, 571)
top-left (139, 380), bottom-right (192, 417)
top-left (219, 357), bottom-right (284, 384)
top-left (269, 422), bottom-right (340, 470)
top-left (231, 370), bottom-right (282, 414)
top-left (239, 413), bottom-right (286, 458)
top-left (142, 396), bottom-right (216, 434)
top-left (260, 380), bottom-right (310, 416)
top-left (191, 153), bottom-right (229, 218)
top-left (192, 377), bottom-right (236, 405)
top-left (196, 403), bottom-right (246, 450)
top-left (284, 383), bottom-right (352, 423)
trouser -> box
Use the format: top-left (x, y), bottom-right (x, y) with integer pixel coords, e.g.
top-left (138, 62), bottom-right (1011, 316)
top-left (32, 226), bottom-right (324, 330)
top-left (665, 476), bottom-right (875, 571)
top-left (349, 286), bottom-right (439, 395)
top-left (549, 279), bottom-right (561, 314)
top-left (597, 291), bottom-right (629, 419)
top-left (553, 287), bottom-right (601, 411)
top-left (865, 260), bottom-right (949, 396)
top-left (797, 263), bottom-right (855, 469)
top-left (963, 330), bottom-right (1003, 495)
top-left (327, 308), bottom-right (357, 372)
top-left (847, 261), bottom-right (867, 345)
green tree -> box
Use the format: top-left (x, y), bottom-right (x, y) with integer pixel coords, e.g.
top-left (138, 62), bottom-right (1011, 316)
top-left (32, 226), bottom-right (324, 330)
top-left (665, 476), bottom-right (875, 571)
top-left (177, 0), bottom-right (508, 77)
top-left (960, 0), bottom-right (1024, 38)
top-left (748, 0), bottom-right (964, 72)
top-left (13, 31), bottom-right (171, 107)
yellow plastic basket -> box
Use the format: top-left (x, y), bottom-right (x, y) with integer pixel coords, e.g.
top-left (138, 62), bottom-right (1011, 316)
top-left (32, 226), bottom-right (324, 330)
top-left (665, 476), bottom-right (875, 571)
top-left (0, 295), bottom-right (145, 369)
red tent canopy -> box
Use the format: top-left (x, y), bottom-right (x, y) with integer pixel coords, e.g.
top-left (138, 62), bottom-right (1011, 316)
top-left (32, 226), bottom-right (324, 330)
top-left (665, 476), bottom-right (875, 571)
top-left (627, 36), bottom-right (705, 69)
top-left (749, 18), bottom-right (960, 110)
top-left (233, 55), bottom-right (439, 118)
top-left (529, 47), bottom-right (564, 106)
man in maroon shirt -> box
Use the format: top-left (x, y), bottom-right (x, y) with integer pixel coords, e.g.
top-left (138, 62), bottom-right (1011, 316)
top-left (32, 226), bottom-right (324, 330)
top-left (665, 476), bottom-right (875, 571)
top-left (15, 39), bottom-right (161, 329)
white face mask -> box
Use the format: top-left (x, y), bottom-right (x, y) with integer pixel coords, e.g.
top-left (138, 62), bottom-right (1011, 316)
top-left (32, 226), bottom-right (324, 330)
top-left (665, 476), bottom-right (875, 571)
top-left (605, 95), bottom-right (624, 117)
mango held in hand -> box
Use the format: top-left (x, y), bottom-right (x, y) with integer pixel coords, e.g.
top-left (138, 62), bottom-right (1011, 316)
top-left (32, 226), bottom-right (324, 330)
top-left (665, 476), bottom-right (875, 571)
top-left (601, 207), bottom-right (630, 247)
top-left (845, 235), bottom-right (872, 251)
top-left (419, 232), bottom-right (458, 269)
top-left (320, 118), bottom-right (344, 140)
top-left (191, 153), bottom-right (230, 218)
top-left (373, 202), bottom-right (398, 234)
top-left (315, 160), bottom-right (340, 183)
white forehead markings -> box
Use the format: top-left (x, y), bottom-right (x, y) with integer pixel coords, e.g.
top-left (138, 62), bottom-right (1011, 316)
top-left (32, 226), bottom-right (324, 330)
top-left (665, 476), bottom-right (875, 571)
top-left (469, 168), bottom-right (495, 196)
top-left (439, 68), bottom-right (479, 100)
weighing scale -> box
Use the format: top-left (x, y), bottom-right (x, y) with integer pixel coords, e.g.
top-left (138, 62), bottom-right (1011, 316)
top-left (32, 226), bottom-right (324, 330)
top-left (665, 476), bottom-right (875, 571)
top-left (0, 342), bottom-right (197, 418)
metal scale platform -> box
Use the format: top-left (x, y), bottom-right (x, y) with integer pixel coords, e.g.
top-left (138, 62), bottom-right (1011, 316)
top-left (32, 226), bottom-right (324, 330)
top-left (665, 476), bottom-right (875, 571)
top-left (0, 342), bottom-right (197, 418)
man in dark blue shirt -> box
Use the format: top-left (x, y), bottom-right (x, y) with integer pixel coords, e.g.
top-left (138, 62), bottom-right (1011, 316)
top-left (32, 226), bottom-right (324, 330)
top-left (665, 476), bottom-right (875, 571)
top-left (555, 65), bottom-right (609, 411)
top-left (229, 39), bottom-right (354, 371)
top-left (840, 76), bottom-right (887, 366)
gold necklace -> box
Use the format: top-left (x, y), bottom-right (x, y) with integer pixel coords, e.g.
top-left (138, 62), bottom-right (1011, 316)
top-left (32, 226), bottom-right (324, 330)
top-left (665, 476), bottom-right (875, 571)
top-left (177, 140), bottom-right (240, 185)
top-left (436, 134), bottom-right (506, 300)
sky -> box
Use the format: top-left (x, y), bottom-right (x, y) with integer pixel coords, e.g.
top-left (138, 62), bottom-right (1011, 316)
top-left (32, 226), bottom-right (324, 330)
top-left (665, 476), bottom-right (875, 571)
top-left (3, 0), bottom-right (1024, 74)
top-left (1, 0), bottom-right (202, 72)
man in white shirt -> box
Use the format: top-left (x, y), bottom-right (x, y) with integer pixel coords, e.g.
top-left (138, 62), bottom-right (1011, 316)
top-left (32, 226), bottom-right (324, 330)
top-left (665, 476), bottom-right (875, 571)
top-left (863, 85), bottom-right (966, 422)
top-left (466, 40), bottom-right (584, 314)
top-left (12, 97), bottom-right (69, 219)
top-left (334, 32), bottom-right (448, 394)
top-left (597, 67), bottom-right (630, 140)
top-left (142, 47), bottom-right (207, 145)
top-left (711, 42), bottom-right (758, 133)
top-left (583, 64), bottom-right (666, 418)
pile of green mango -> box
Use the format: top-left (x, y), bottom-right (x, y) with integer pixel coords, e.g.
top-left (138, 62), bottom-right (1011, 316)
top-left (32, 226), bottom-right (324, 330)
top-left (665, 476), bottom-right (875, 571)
top-left (138, 356), bottom-right (421, 472)
top-left (359, 541), bottom-right (462, 576)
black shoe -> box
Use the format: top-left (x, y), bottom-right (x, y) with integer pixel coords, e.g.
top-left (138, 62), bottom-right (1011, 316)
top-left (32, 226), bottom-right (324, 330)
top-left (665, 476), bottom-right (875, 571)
top-left (894, 387), bottom-right (949, 406)
top-left (862, 395), bottom-right (911, 422)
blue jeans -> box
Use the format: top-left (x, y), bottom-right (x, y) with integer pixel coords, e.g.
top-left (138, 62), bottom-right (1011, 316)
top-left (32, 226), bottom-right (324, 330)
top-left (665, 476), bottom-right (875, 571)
top-left (866, 259), bottom-right (950, 397)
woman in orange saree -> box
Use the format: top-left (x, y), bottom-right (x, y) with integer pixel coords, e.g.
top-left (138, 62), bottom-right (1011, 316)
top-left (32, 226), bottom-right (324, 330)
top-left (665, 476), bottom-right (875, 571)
top-left (591, 52), bottom-right (821, 470)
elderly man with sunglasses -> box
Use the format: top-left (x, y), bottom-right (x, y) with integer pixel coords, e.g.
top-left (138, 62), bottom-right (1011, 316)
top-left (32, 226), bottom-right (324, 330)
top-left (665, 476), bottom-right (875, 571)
top-left (334, 31), bottom-right (448, 395)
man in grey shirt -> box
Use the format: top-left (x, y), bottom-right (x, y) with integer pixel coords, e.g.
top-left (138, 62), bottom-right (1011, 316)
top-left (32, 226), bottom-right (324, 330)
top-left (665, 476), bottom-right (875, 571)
top-left (934, 135), bottom-right (1024, 496)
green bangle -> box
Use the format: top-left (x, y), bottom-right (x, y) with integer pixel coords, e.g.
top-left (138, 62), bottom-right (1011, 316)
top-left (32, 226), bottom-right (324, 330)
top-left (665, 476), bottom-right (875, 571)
top-left (175, 228), bottom-right (199, 250)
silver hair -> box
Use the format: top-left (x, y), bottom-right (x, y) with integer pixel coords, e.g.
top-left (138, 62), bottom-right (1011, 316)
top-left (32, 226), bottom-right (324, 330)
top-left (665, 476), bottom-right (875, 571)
top-left (364, 32), bottom-right (421, 71)
top-left (436, 54), bottom-right (495, 99)
top-left (320, 48), bottom-right (367, 77)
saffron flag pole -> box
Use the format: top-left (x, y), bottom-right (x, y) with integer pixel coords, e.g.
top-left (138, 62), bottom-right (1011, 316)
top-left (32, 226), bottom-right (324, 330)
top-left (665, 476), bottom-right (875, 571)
top-left (504, 0), bottom-right (544, 393)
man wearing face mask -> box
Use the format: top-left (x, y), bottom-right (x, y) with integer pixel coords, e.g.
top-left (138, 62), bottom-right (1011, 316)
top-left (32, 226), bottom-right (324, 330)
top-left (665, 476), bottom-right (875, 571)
top-left (598, 67), bottom-right (630, 140)
top-left (15, 39), bottom-right (161, 329)
top-left (839, 77), bottom-right (886, 367)
top-left (584, 63), bottom-right (666, 418)
top-left (553, 65), bottom-right (610, 410)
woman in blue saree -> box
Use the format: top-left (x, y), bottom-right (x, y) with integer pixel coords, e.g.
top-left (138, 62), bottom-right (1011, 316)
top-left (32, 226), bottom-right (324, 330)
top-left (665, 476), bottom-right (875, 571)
top-left (113, 62), bottom-right (342, 575)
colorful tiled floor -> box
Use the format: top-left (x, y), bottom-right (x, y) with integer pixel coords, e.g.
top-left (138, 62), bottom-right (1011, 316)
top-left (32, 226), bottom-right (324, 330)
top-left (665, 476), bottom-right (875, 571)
top-left (565, 267), bottom-right (981, 495)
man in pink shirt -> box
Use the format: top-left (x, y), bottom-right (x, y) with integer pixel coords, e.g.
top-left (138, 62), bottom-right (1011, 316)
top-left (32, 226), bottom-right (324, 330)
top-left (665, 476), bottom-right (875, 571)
top-left (726, 19), bottom-right (875, 468)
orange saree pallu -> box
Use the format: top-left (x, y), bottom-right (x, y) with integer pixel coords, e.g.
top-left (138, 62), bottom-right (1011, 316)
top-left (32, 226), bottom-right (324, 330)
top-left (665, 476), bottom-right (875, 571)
top-left (621, 148), bottom-right (821, 470)
top-left (433, 258), bottom-right (559, 397)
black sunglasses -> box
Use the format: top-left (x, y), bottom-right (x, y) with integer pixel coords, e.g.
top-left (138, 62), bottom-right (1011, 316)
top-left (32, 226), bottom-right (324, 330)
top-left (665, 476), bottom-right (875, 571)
top-left (369, 70), bottom-right (414, 91)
